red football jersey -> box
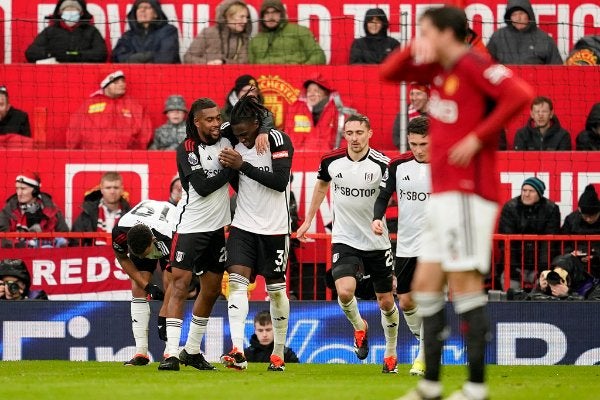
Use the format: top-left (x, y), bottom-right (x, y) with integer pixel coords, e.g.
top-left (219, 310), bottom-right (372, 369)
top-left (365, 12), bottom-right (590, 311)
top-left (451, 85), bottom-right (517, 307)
top-left (381, 46), bottom-right (533, 202)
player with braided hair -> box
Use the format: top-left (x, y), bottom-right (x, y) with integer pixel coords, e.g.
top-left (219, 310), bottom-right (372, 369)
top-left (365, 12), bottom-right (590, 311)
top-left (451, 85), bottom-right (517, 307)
top-left (218, 94), bottom-right (295, 372)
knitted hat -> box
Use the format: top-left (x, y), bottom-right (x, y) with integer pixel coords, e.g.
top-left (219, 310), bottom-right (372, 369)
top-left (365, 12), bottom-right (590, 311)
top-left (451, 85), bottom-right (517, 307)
top-left (59, 0), bottom-right (83, 13)
top-left (233, 75), bottom-right (258, 95)
top-left (15, 172), bottom-right (41, 190)
top-left (578, 184), bottom-right (600, 215)
top-left (164, 95), bottom-right (187, 113)
top-left (100, 70), bottom-right (125, 89)
top-left (522, 177), bottom-right (545, 198)
top-left (408, 82), bottom-right (430, 96)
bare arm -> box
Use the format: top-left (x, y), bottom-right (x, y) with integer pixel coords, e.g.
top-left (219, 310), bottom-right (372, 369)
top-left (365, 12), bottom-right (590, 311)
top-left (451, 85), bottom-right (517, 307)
top-left (296, 179), bottom-right (330, 241)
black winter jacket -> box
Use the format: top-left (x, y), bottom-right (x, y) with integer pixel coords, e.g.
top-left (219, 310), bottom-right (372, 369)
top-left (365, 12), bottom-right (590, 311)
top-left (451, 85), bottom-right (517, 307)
top-left (71, 197), bottom-right (131, 245)
top-left (513, 116), bottom-right (571, 150)
top-left (576, 103), bottom-right (600, 150)
top-left (349, 8), bottom-right (399, 64)
top-left (0, 107), bottom-right (31, 137)
top-left (25, 0), bottom-right (107, 63)
top-left (244, 334), bottom-right (299, 363)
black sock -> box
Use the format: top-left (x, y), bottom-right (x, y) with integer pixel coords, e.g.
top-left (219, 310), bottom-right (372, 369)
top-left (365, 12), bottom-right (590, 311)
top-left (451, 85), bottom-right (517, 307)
top-left (460, 306), bottom-right (489, 383)
top-left (423, 308), bottom-right (446, 382)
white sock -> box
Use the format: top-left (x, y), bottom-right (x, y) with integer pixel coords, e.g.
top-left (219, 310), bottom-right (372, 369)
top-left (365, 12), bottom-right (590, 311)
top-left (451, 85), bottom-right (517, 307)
top-left (381, 304), bottom-right (399, 358)
top-left (403, 306), bottom-right (422, 339)
top-left (463, 382), bottom-right (488, 400)
top-left (416, 324), bottom-right (425, 362)
top-left (267, 282), bottom-right (289, 359)
top-left (228, 273), bottom-right (249, 352)
top-left (418, 379), bottom-right (442, 399)
top-left (130, 298), bottom-right (150, 355)
top-left (338, 296), bottom-right (366, 331)
top-left (184, 315), bottom-right (208, 354)
top-left (165, 318), bottom-right (183, 358)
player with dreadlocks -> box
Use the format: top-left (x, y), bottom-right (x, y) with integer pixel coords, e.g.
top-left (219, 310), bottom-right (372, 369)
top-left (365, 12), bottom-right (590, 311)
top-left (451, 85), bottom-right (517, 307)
top-left (159, 97), bottom-right (270, 371)
top-left (218, 94), bottom-right (295, 372)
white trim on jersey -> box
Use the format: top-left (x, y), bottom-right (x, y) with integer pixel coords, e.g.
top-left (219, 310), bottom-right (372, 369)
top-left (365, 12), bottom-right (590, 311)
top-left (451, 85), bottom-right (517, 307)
top-left (269, 129), bottom-right (284, 147)
top-left (220, 121), bottom-right (230, 130)
top-left (369, 148), bottom-right (390, 164)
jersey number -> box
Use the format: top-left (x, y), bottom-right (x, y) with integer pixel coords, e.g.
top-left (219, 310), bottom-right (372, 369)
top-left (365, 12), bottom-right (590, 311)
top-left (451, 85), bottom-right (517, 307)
top-left (131, 202), bottom-right (170, 222)
top-left (385, 249), bottom-right (394, 268)
top-left (274, 249), bottom-right (287, 272)
top-left (219, 247), bottom-right (227, 263)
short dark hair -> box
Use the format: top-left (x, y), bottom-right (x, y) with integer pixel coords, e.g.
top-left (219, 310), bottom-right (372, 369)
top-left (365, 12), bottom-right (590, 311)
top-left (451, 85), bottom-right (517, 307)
top-left (126, 224), bottom-right (153, 256)
top-left (420, 6), bottom-right (468, 42)
top-left (186, 97), bottom-right (218, 141)
top-left (345, 113), bottom-right (371, 130)
top-left (531, 96), bottom-right (553, 111)
top-left (253, 310), bottom-right (272, 326)
top-left (407, 116), bottom-right (429, 136)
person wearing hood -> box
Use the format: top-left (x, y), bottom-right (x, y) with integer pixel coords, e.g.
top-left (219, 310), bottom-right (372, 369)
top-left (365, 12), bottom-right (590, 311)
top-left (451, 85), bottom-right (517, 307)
top-left (349, 8), bottom-right (399, 64)
top-left (283, 75), bottom-right (339, 151)
top-left (513, 96), bottom-right (571, 150)
top-left (249, 0), bottom-right (325, 64)
top-left (184, 0), bottom-right (251, 64)
top-left (566, 35), bottom-right (600, 66)
top-left (0, 259), bottom-right (48, 300)
top-left (66, 70), bottom-right (153, 149)
top-left (25, 0), bottom-right (107, 63)
top-left (112, 0), bottom-right (180, 63)
top-left (221, 74), bottom-right (265, 122)
top-left (487, 0), bottom-right (562, 65)
top-left (576, 103), bottom-right (600, 150)
top-left (244, 311), bottom-right (299, 363)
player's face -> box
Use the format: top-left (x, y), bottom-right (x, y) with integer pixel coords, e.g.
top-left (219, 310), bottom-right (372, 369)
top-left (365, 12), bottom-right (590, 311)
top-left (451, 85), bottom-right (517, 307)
top-left (344, 120), bottom-right (372, 154)
top-left (104, 78), bottom-right (126, 99)
top-left (232, 119), bottom-right (260, 148)
top-left (0, 94), bottom-right (9, 120)
top-left (510, 10), bottom-right (530, 31)
top-left (409, 89), bottom-right (428, 112)
top-left (194, 107), bottom-right (222, 144)
top-left (255, 322), bottom-right (274, 346)
top-left (531, 102), bottom-right (553, 128)
top-left (418, 17), bottom-right (451, 55)
top-left (15, 183), bottom-right (34, 204)
top-left (166, 110), bottom-right (186, 125)
top-left (407, 133), bottom-right (430, 162)
top-left (100, 179), bottom-right (123, 206)
top-left (520, 185), bottom-right (540, 205)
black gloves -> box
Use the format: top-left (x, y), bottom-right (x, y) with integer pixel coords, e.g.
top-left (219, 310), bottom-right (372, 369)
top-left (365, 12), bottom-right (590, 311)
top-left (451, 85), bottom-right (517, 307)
top-left (144, 283), bottom-right (164, 300)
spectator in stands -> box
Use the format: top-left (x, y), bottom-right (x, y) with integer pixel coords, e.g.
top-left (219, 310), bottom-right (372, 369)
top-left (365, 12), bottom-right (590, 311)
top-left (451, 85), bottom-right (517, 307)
top-left (0, 85), bottom-right (31, 137)
top-left (244, 310), bottom-right (299, 363)
top-left (529, 255), bottom-right (600, 300)
top-left (284, 75), bottom-right (340, 151)
top-left (562, 184), bottom-right (600, 277)
top-left (183, 0), bottom-right (252, 64)
top-left (249, 0), bottom-right (325, 64)
top-left (72, 172), bottom-right (131, 246)
top-left (222, 75), bottom-right (264, 122)
top-left (576, 103), bottom-right (600, 150)
top-left (67, 70), bottom-right (153, 149)
top-left (565, 35), bottom-right (600, 66)
top-left (168, 175), bottom-right (182, 206)
top-left (149, 95), bottom-right (187, 150)
top-left (0, 172), bottom-right (69, 249)
top-left (349, 8), bottom-right (399, 65)
top-left (111, 0), bottom-right (180, 64)
top-left (0, 259), bottom-right (47, 300)
top-left (498, 177), bottom-right (561, 290)
top-left (513, 96), bottom-right (571, 151)
top-left (392, 83), bottom-right (429, 149)
top-left (25, 0), bottom-right (107, 64)
top-left (487, 0), bottom-right (562, 65)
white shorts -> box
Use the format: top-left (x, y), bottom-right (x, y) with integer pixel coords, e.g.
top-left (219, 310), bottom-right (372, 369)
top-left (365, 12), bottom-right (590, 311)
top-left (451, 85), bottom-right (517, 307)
top-left (418, 191), bottom-right (498, 274)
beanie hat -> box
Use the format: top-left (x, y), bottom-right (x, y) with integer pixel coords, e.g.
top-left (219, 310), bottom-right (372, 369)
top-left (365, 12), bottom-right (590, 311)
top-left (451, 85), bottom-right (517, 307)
top-left (0, 259), bottom-right (31, 288)
top-left (233, 75), bottom-right (258, 95)
top-left (59, 0), bottom-right (83, 13)
top-left (522, 177), bottom-right (545, 198)
top-left (15, 172), bottom-right (41, 190)
top-left (100, 70), bottom-right (125, 89)
top-left (578, 184), bottom-right (600, 215)
top-left (408, 82), bottom-right (430, 96)
top-left (164, 95), bottom-right (187, 113)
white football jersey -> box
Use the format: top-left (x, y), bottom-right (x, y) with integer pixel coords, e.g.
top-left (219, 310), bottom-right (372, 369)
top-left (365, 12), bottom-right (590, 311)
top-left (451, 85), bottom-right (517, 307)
top-left (117, 200), bottom-right (179, 238)
top-left (232, 130), bottom-right (294, 235)
top-left (384, 154), bottom-right (431, 257)
top-left (318, 148), bottom-right (391, 251)
top-left (175, 137), bottom-right (232, 234)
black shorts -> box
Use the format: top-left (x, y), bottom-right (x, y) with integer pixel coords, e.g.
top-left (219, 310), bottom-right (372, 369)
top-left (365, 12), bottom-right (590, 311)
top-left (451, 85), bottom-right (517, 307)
top-left (131, 255), bottom-right (168, 273)
top-left (331, 243), bottom-right (394, 294)
top-left (170, 228), bottom-right (226, 275)
top-left (225, 226), bottom-right (289, 281)
top-left (395, 256), bottom-right (417, 295)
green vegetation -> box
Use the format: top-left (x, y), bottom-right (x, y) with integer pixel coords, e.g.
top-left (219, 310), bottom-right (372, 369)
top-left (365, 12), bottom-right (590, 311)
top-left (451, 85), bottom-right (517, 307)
top-left (2, 362), bottom-right (599, 400)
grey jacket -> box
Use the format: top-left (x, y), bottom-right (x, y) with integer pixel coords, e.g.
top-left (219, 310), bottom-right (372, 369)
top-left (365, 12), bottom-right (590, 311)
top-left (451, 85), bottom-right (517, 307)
top-left (487, 0), bottom-right (563, 65)
top-left (149, 121), bottom-right (186, 150)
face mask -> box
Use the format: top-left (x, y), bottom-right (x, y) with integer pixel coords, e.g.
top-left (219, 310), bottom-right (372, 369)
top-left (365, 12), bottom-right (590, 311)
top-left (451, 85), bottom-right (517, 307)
top-left (61, 10), bottom-right (81, 24)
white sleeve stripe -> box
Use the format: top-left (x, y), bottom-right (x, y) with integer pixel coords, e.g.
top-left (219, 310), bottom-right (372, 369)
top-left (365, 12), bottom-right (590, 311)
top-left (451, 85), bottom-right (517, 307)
top-left (220, 122), bottom-right (230, 130)
top-left (269, 129), bottom-right (284, 146)
top-left (370, 153), bottom-right (390, 164)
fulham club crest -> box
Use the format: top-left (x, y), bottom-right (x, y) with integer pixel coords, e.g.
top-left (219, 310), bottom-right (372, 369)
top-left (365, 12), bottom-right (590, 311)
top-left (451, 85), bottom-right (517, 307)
top-left (364, 172), bottom-right (374, 183)
top-left (188, 152), bottom-right (199, 166)
top-left (176, 251), bottom-right (185, 262)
